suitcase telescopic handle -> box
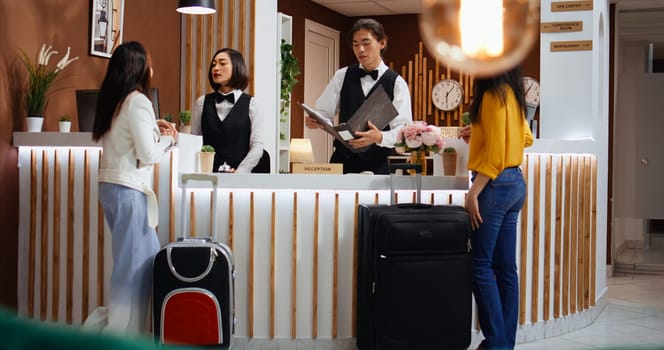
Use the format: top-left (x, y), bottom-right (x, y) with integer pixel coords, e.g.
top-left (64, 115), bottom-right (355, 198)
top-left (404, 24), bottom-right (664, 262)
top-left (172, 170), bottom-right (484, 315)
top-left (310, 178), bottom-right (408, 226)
top-left (180, 174), bottom-right (219, 240)
top-left (389, 163), bottom-right (422, 204)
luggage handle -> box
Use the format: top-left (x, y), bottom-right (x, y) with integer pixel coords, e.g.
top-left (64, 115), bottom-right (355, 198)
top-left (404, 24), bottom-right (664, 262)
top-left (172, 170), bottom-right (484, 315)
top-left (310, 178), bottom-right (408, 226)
top-left (389, 163), bottom-right (422, 204)
top-left (165, 245), bottom-right (216, 283)
top-left (180, 174), bottom-right (218, 241)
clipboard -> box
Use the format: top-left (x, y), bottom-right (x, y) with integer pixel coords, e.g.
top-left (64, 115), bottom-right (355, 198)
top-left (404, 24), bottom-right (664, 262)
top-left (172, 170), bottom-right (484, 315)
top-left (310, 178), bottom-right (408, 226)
top-left (299, 85), bottom-right (398, 153)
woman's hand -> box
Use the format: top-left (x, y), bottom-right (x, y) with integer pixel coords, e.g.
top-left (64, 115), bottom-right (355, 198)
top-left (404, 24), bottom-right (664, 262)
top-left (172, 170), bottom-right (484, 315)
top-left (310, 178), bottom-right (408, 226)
top-left (157, 119), bottom-right (179, 142)
top-left (465, 173), bottom-right (489, 231)
top-left (350, 120), bottom-right (382, 149)
top-left (305, 116), bottom-right (323, 129)
top-left (464, 192), bottom-right (482, 231)
top-left (458, 125), bottom-right (471, 144)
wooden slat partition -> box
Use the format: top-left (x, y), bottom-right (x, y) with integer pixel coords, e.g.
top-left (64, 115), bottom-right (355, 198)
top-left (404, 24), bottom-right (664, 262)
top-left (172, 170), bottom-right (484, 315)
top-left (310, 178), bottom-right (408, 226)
top-left (352, 192), bottom-right (359, 337)
top-left (182, 0), bottom-right (255, 108)
top-left (333, 193), bottom-right (340, 338)
top-left (40, 150), bottom-right (48, 321)
top-left (29, 150), bottom-right (37, 318)
top-left (578, 156), bottom-right (587, 311)
top-left (18, 150), bottom-right (602, 343)
top-left (531, 156), bottom-right (541, 324)
top-left (82, 150), bottom-right (91, 321)
top-left (248, 192), bottom-right (255, 337)
top-left (66, 151), bottom-right (75, 323)
top-left (519, 154), bottom-right (530, 325)
top-left (583, 156), bottom-right (592, 309)
top-left (562, 156), bottom-right (572, 316)
top-left (52, 150), bottom-right (61, 321)
top-left (312, 192), bottom-right (319, 338)
top-left (169, 153), bottom-right (175, 242)
top-left (570, 156), bottom-right (579, 314)
top-left (291, 192), bottom-right (297, 339)
top-left (543, 155), bottom-right (553, 321)
top-left (270, 192), bottom-right (276, 338)
top-left (554, 156), bottom-right (563, 319)
top-left (393, 41), bottom-right (472, 125)
top-left (590, 158), bottom-right (597, 305)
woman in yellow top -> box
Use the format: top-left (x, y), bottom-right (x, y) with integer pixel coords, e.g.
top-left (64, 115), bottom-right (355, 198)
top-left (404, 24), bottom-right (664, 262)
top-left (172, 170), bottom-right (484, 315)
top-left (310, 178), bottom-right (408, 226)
top-left (463, 66), bottom-right (533, 350)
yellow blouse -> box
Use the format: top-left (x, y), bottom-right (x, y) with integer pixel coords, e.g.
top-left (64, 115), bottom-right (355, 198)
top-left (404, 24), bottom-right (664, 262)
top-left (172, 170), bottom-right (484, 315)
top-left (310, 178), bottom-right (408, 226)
top-left (467, 85), bottom-right (533, 180)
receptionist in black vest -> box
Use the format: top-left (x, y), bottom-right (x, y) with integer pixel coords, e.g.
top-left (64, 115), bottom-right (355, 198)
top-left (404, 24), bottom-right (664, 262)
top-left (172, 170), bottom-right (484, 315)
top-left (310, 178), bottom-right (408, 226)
top-left (304, 18), bottom-right (412, 174)
top-left (191, 48), bottom-right (267, 173)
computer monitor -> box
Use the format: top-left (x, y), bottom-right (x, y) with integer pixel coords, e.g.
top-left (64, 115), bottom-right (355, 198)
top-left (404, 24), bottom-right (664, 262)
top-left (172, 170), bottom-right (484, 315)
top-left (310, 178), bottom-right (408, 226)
top-left (75, 88), bottom-right (160, 132)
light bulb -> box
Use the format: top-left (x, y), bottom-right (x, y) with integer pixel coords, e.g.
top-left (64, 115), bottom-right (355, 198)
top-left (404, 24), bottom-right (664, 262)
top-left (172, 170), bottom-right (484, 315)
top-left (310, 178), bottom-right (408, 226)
top-left (420, 0), bottom-right (540, 77)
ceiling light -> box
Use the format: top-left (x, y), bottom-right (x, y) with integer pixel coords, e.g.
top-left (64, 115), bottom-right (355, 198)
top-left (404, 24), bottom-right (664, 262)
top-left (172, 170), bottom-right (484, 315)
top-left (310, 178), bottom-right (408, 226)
top-left (177, 0), bottom-right (216, 15)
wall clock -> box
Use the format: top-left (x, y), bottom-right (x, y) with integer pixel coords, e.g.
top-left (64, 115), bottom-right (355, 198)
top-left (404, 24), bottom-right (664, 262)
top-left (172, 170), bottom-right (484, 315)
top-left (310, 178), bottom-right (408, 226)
top-left (432, 79), bottom-right (463, 111)
top-left (521, 76), bottom-right (541, 107)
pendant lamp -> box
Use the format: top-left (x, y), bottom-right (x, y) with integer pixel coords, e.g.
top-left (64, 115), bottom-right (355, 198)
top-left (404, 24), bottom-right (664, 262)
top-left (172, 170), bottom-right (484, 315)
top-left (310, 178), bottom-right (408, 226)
top-left (419, 0), bottom-right (540, 77)
top-left (177, 0), bottom-right (216, 14)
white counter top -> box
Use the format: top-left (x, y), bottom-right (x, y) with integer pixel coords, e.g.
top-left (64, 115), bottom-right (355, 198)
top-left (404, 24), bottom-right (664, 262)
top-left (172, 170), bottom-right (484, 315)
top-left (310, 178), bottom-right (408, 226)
top-left (180, 173), bottom-right (470, 191)
top-left (13, 132), bottom-right (99, 147)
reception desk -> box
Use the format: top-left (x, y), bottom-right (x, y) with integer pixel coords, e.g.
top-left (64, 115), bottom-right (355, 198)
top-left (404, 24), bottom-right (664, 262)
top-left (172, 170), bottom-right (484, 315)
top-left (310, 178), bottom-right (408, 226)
top-left (14, 132), bottom-right (604, 348)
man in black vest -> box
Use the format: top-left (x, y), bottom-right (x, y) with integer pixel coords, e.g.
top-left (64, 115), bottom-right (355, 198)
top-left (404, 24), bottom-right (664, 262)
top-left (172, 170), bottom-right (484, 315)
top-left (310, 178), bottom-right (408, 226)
top-left (305, 18), bottom-right (412, 174)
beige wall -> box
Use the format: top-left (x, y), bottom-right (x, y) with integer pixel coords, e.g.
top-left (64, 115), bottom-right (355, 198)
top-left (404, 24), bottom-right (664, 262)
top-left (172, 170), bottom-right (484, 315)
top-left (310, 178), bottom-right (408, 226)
top-left (0, 0), bottom-right (181, 310)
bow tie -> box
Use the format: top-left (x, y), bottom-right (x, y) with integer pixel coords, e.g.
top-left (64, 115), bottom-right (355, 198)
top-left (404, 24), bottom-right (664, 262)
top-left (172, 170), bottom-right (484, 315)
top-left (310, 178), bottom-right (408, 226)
top-left (359, 69), bottom-right (379, 80)
top-left (215, 92), bottom-right (235, 104)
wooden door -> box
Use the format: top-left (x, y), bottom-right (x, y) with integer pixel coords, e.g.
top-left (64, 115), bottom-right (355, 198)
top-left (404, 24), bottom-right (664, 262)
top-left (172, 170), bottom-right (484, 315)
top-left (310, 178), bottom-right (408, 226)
top-left (303, 19), bottom-right (339, 163)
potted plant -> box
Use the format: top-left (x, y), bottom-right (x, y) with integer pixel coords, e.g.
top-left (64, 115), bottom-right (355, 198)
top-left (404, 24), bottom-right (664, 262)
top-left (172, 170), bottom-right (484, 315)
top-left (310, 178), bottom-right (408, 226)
top-left (19, 44), bottom-right (78, 132)
top-left (178, 110), bottom-right (192, 134)
top-left (461, 111), bottom-right (471, 126)
top-left (199, 145), bottom-right (216, 173)
top-left (58, 115), bottom-right (72, 133)
top-left (279, 40), bottom-right (300, 140)
top-left (442, 146), bottom-right (457, 176)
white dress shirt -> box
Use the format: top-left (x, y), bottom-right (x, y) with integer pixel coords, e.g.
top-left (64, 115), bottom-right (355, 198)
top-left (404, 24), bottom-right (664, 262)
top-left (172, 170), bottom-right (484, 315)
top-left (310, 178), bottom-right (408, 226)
top-left (191, 89), bottom-right (266, 173)
top-left (315, 61), bottom-right (412, 147)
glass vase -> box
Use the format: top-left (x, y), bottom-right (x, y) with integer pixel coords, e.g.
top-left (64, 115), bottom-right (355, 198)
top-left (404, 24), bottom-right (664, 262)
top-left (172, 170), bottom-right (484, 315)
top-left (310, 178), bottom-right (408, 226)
top-left (407, 150), bottom-right (427, 176)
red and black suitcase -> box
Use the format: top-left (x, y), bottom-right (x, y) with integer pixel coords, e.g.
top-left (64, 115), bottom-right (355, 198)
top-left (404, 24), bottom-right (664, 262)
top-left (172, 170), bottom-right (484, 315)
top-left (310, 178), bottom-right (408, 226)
top-left (153, 174), bottom-right (235, 348)
top-left (356, 163), bottom-right (473, 350)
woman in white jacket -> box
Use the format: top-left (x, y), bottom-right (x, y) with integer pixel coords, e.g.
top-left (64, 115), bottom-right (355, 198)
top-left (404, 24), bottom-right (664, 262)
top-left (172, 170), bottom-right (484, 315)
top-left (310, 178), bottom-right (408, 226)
top-left (90, 41), bottom-right (176, 336)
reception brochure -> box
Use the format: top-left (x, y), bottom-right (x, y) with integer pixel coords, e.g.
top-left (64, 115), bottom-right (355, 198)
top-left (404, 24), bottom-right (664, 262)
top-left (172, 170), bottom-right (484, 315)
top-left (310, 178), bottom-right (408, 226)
top-left (299, 85), bottom-right (398, 153)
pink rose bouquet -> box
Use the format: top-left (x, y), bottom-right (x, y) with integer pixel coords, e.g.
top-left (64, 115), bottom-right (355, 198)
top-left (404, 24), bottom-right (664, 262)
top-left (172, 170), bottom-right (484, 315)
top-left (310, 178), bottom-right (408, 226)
top-left (395, 121), bottom-right (445, 154)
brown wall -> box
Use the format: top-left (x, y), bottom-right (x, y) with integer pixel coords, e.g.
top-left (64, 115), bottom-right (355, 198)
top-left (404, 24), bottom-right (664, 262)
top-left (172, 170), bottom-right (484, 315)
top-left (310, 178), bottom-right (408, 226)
top-left (0, 0), bottom-right (181, 311)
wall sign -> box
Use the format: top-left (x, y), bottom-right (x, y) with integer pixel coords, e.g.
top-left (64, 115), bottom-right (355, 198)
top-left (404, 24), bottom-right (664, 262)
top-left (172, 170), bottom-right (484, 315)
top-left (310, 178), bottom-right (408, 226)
top-left (551, 40), bottom-right (593, 52)
top-left (551, 1), bottom-right (593, 12)
top-left (291, 163), bottom-right (343, 174)
top-left (541, 21), bottom-right (583, 33)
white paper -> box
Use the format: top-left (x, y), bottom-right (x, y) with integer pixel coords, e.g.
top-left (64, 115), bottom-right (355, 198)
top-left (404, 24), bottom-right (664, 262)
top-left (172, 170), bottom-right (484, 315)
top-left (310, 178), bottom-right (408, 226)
top-left (177, 133), bottom-right (203, 174)
top-left (338, 130), bottom-right (354, 141)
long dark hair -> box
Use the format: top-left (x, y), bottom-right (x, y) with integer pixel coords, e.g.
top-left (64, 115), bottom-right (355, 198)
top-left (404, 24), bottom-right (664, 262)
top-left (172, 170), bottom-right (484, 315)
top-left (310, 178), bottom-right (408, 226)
top-left (468, 66), bottom-right (526, 124)
top-left (92, 41), bottom-right (152, 141)
top-left (349, 18), bottom-right (388, 55)
top-left (207, 48), bottom-right (249, 92)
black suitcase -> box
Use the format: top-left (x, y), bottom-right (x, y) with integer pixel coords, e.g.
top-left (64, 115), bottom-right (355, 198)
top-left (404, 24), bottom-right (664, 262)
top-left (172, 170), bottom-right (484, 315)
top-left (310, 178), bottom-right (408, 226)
top-left (153, 174), bottom-right (235, 348)
top-left (356, 163), bottom-right (472, 350)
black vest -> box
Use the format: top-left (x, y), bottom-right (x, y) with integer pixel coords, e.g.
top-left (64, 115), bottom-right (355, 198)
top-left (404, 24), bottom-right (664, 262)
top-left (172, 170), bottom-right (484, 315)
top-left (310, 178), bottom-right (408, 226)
top-left (201, 92), bottom-right (251, 172)
top-left (331, 64), bottom-right (398, 174)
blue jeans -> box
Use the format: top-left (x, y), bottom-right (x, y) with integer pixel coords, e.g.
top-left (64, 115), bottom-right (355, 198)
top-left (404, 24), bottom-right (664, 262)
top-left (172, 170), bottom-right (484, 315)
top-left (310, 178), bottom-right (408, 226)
top-left (471, 167), bottom-right (526, 349)
top-left (99, 182), bottom-right (160, 335)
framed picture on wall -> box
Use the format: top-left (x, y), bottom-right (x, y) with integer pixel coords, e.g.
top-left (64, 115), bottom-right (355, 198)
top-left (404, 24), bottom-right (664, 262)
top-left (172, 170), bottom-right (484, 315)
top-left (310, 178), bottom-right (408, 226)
top-left (90, 0), bottom-right (125, 58)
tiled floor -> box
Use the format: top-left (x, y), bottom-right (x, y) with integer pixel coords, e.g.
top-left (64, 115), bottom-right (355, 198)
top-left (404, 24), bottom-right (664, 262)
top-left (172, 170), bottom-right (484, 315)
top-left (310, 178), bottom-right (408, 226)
top-left (514, 247), bottom-right (664, 349)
